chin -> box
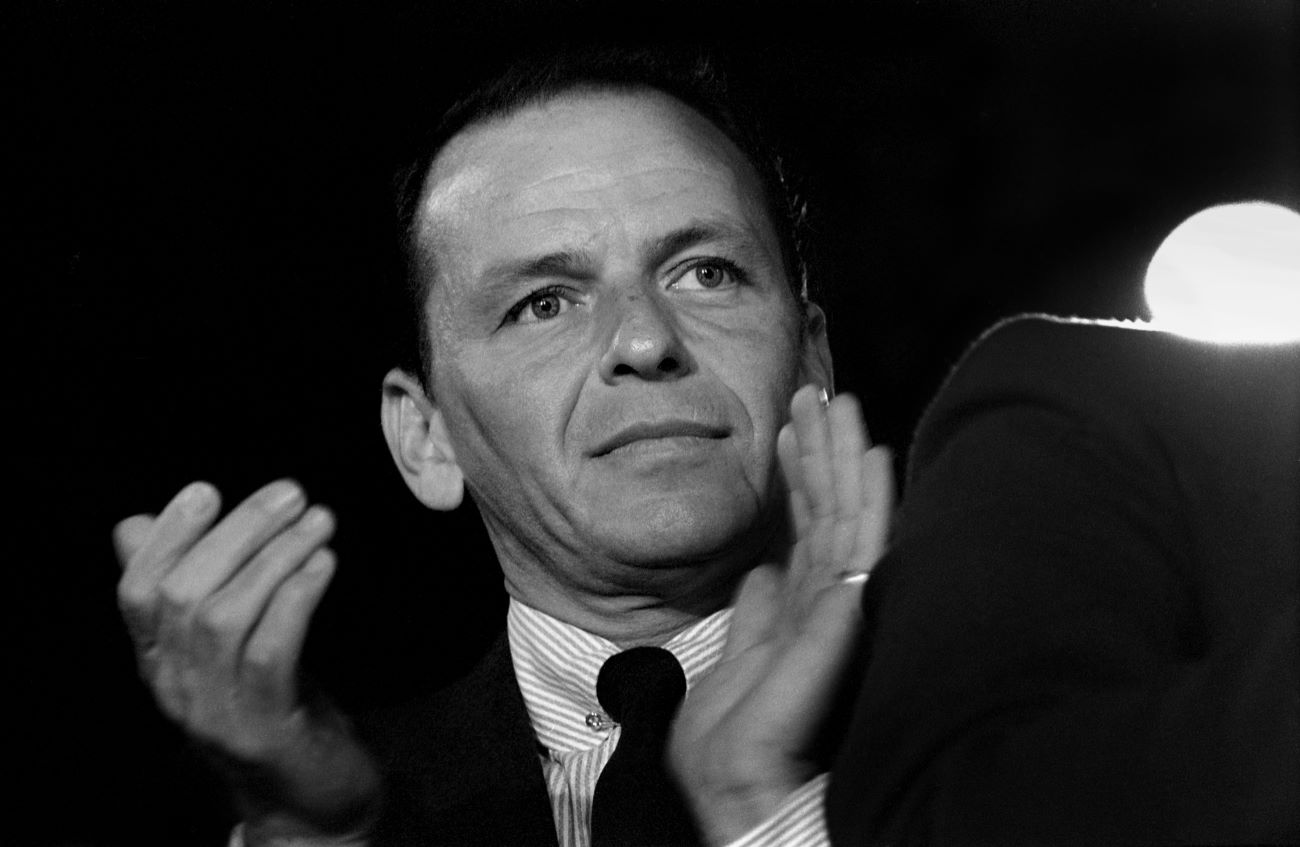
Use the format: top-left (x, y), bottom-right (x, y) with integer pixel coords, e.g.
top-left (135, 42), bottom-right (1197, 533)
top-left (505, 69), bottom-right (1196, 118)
top-left (588, 490), bottom-right (768, 569)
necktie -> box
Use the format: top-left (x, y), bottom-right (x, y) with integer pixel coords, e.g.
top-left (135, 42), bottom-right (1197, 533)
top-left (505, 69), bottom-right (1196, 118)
top-left (590, 646), bottom-right (702, 847)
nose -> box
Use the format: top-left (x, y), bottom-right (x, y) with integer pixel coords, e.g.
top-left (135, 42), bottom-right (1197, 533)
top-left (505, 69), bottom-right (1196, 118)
top-left (597, 290), bottom-right (694, 383)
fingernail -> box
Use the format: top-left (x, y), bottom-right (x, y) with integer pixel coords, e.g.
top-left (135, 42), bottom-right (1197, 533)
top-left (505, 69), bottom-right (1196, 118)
top-left (178, 482), bottom-right (213, 516)
top-left (304, 551), bottom-right (334, 577)
top-left (301, 505), bottom-right (330, 530)
top-left (266, 480), bottom-right (303, 510)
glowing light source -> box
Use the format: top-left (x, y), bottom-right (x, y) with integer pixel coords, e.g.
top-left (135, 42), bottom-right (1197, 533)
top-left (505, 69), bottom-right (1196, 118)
top-left (1144, 202), bottom-right (1300, 344)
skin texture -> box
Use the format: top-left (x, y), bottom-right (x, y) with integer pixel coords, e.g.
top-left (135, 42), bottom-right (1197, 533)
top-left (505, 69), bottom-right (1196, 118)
top-left (114, 482), bottom-right (380, 843)
top-left (669, 385), bottom-right (893, 843)
top-left (384, 89), bottom-right (832, 646)
top-left (115, 88), bottom-right (894, 846)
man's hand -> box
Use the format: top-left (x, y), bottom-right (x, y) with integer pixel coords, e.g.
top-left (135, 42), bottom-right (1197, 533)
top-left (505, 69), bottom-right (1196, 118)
top-left (114, 480), bottom-right (381, 844)
top-left (668, 386), bottom-right (894, 845)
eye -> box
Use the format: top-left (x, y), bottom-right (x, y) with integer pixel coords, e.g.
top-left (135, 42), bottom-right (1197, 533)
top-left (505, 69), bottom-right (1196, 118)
top-left (670, 259), bottom-right (746, 292)
top-left (503, 285), bottom-right (576, 326)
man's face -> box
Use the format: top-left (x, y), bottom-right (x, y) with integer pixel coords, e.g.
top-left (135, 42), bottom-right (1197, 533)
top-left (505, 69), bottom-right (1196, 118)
top-left (415, 89), bottom-right (823, 592)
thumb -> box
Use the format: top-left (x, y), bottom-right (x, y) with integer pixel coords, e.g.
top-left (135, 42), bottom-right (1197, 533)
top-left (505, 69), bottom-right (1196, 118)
top-left (722, 563), bottom-right (782, 662)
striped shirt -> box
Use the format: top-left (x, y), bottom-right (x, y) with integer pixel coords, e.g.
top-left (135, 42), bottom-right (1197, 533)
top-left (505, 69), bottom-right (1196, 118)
top-left (507, 599), bottom-right (829, 847)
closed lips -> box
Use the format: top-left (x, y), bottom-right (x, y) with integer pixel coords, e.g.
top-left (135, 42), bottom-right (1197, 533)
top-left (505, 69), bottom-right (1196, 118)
top-left (592, 421), bottom-right (729, 456)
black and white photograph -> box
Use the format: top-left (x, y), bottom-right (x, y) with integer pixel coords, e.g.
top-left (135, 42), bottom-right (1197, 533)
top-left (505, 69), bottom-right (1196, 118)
top-left (12, 2), bottom-right (1299, 844)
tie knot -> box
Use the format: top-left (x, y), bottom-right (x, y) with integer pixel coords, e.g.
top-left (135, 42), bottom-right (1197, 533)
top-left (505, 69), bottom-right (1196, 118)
top-left (596, 646), bottom-right (686, 726)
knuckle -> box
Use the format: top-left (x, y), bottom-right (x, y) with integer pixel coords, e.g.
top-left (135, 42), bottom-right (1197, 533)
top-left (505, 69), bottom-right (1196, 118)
top-left (243, 639), bottom-right (285, 676)
top-left (252, 543), bottom-right (293, 576)
top-left (150, 664), bottom-right (191, 721)
top-left (277, 571), bottom-right (314, 601)
top-left (112, 515), bottom-right (154, 563)
top-left (116, 576), bottom-right (151, 614)
top-left (155, 580), bottom-right (193, 617)
top-left (192, 599), bottom-right (241, 642)
top-left (121, 611), bottom-right (156, 648)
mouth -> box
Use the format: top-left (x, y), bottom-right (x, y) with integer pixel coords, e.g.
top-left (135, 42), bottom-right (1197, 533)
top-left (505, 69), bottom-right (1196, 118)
top-left (592, 420), bottom-right (730, 457)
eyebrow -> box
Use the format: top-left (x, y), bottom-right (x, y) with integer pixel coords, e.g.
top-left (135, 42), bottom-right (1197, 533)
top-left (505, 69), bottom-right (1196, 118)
top-left (487, 249), bottom-right (595, 286)
top-left (481, 219), bottom-right (764, 290)
top-left (643, 220), bottom-right (762, 269)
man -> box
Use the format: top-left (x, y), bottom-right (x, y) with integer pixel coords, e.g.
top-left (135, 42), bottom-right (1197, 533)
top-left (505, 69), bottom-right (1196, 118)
top-left (113, 49), bottom-right (893, 845)
top-left (828, 316), bottom-right (1300, 843)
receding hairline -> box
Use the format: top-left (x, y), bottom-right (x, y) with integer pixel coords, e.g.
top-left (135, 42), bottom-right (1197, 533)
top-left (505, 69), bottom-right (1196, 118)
top-left (410, 84), bottom-right (779, 284)
top-left (393, 54), bottom-right (815, 389)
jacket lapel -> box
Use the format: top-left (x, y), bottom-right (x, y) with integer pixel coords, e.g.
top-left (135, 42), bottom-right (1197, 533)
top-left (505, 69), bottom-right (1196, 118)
top-left (365, 633), bottom-right (559, 846)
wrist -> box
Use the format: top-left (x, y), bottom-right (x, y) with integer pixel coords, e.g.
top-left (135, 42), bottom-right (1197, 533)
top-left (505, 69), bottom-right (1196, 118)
top-left (241, 808), bottom-right (377, 847)
top-left (223, 710), bottom-right (384, 845)
top-left (235, 767), bottom-right (382, 847)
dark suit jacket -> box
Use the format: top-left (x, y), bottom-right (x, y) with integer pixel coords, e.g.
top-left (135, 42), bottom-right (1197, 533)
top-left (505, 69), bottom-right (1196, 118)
top-left (828, 317), bottom-right (1300, 844)
top-left (360, 634), bottom-right (560, 847)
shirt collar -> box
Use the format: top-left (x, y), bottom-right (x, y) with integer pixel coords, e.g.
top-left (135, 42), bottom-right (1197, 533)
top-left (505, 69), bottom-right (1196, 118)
top-left (507, 598), bottom-right (732, 754)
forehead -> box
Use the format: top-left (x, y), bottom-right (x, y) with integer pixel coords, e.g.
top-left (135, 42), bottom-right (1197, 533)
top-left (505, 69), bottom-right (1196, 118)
top-left (413, 89), bottom-right (776, 278)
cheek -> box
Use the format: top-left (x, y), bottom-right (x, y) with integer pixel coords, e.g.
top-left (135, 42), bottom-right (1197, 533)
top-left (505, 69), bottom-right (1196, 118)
top-left (715, 319), bottom-right (803, 421)
top-left (690, 318), bottom-right (803, 472)
top-left (745, 346), bottom-right (802, 464)
top-left (435, 344), bottom-right (580, 489)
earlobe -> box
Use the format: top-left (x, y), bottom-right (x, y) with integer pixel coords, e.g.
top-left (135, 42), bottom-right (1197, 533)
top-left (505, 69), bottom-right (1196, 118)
top-left (799, 302), bottom-right (835, 395)
top-left (381, 369), bottom-right (465, 511)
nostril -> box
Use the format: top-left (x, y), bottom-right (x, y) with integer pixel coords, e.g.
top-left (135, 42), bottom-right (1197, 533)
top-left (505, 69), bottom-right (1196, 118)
top-left (658, 356), bottom-right (680, 373)
top-left (613, 363), bottom-right (637, 377)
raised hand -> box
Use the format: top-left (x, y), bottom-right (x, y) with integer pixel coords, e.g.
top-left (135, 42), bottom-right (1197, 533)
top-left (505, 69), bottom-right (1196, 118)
top-left (668, 385), bottom-right (894, 845)
top-left (114, 480), bottom-right (380, 844)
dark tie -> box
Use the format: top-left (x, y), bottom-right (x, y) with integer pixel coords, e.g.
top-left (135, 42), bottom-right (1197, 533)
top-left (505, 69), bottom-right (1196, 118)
top-left (590, 646), bottom-right (702, 847)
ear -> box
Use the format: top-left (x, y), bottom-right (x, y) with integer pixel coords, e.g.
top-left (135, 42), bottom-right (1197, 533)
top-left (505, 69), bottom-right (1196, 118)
top-left (381, 369), bottom-right (464, 511)
top-left (797, 301), bottom-right (835, 396)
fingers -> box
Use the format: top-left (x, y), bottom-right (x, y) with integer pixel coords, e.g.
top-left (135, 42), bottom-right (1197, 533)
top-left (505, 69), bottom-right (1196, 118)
top-left (776, 424), bottom-right (811, 540)
top-left (113, 514), bottom-right (157, 566)
top-left (158, 480), bottom-right (307, 610)
top-left (679, 394), bottom-right (887, 835)
top-left (114, 479), bottom-right (336, 710)
top-left (790, 385), bottom-right (835, 523)
top-left (184, 504), bottom-right (337, 683)
top-left (204, 504), bottom-right (336, 645)
top-left (857, 445), bottom-right (895, 566)
top-left (242, 548), bottom-right (337, 708)
top-left (784, 385), bottom-right (884, 586)
top-left (827, 394), bottom-right (868, 522)
top-left (826, 395), bottom-right (871, 576)
top-left (788, 386), bottom-right (871, 529)
top-left (118, 482), bottom-right (222, 601)
top-left (117, 482), bottom-right (223, 644)
top-left (109, 482), bottom-right (379, 820)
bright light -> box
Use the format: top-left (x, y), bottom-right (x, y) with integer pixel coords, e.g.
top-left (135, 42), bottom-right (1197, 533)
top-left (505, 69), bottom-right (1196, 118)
top-left (1144, 202), bottom-right (1300, 344)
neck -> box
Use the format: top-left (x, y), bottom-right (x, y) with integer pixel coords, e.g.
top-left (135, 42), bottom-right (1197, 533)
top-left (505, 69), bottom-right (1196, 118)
top-left (500, 556), bottom-right (746, 647)
top-left (483, 503), bottom-right (790, 647)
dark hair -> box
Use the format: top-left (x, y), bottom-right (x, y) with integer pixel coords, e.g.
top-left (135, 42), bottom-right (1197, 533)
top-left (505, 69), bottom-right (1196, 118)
top-left (392, 45), bottom-right (811, 387)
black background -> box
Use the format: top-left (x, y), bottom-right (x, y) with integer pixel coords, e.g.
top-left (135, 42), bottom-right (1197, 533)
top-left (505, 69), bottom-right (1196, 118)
top-left (11, 1), bottom-right (1298, 844)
